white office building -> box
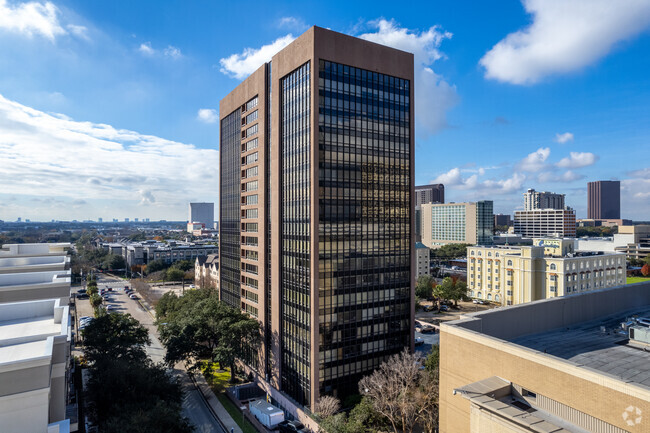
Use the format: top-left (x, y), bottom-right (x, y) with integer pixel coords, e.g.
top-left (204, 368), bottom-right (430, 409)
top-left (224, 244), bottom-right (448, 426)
top-left (188, 202), bottom-right (214, 227)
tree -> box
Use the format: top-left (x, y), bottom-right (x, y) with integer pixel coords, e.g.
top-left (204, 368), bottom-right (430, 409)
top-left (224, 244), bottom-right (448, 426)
top-left (434, 277), bottom-right (466, 306)
top-left (172, 259), bottom-right (193, 272)
top-left (89, 293), bottom-right (103, 312)
top-left (315, 395), bottom-right (341, 418)
top-left (82, 312), bottom-right (192, 431)
top-left (82, 312), bottom-right (150, 365)
top-left (415, 275), bottom-right (435, 299)
top-left (415, 369), bottom-right (439, 433)
top-left (146, 258), bottom-right (169, 273)
top-left (424, 345), bottom-right (440, 373)
top-left (642, 264), bottom-right (650, 277)
top-left (103, 254), bottom-right (125, 270)
top-left (165, 268), bottom-right (185, 281)
top-left (359, 350), bottom-right (421, 433)
top-left (157, 288), bottom-right (261, 380)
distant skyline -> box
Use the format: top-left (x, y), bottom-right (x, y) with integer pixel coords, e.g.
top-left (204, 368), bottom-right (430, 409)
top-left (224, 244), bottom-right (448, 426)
top-left (0, 0), bottom-right (649, 221)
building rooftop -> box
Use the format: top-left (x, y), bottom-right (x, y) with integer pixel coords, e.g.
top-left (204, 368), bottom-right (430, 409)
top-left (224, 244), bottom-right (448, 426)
top-left (0, 243), bottom-right (70, 258)
top-left (0, 255), bottom-right (70, 274)
top-left (0, 299), bottom-right (69, 368)
top-left (445, 281), bottom-right (650, 393)
top-left (415, 242), bottom-right (429, 249)
top-left (512, 307), bottom-right (650, 390)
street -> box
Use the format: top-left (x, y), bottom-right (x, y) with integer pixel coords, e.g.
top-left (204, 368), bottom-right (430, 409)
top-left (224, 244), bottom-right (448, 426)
top-left (74, 274), bottom-right (225, 433)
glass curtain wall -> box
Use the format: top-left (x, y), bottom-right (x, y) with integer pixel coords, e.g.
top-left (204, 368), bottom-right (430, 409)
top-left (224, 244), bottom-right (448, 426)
top-left (280, 62), bottom-right (312, 406)
top-left (317, 60), bottom-right (411, 398)
top-left (220, 109), bottom-right (242, 308)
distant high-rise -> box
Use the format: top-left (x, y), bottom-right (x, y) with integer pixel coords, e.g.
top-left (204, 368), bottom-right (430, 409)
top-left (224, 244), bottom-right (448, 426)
top-left (98, 218), bottom-right (103, 223)
top-left (415, 184), bottom-right (444, 206)
top-left (588, 181), bottom-right (620, 219)
top-left (219, 26), bottom-right (414, 410)
top-left (188, 202), bottom-right (214, 227)
top-left (523, 188), bottom-right (565, 210)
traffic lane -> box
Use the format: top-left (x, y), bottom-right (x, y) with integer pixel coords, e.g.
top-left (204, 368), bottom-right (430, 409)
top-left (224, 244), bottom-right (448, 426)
top-left (179, 368), bottom-right (225, 433)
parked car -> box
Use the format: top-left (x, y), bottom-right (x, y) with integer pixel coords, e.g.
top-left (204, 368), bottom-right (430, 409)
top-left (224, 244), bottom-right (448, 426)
top-left (414, 337), bottom-right (425, 346)
top-left (420, 326), bottom-right (435, 334)
top-left (77, 288), bottom-right (86, 294)
top-left (189, 284), bottom-right (196, 289)
top-left (278, 420), bottom-right (307, 433)
top-left (106, 305), bottom-right (115, 312)
top-left (129, 294), bottom-right (138, 300)
top-left (124, 286), bottom-right (129, 290)
top-left (440, 305), bottom-right (449, 312)
top-left (76, 293), bottom-right (89, 299)
top-left (423, 305), bottom-right (435, 312)
top-left (79, 316), bottom-right (92, 322)
top-left (106, 287), bottom-right (112, 292)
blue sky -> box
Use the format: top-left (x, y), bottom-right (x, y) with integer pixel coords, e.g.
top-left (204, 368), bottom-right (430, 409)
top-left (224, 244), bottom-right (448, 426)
top-left (0, 0), bottom-right (649, 221)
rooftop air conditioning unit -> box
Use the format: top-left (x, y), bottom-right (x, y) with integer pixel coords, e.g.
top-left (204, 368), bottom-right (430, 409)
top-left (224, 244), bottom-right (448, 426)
top-left (629, 326), bottom-right (650, 345)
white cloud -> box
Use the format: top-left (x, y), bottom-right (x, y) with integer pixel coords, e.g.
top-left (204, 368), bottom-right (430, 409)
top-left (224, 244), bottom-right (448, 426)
top-left (0, 0), bottom-right (65, 40)
top-left (538, 169), bottom-right (584, 183)
top-left (163, 45), bottom-right (182, 59)
top-left (138, 42), bottom-right (182, 59)
top-left (139, 41), bottom-right (154, 56)
top-left (219, 34), bottom-right (295, 79)
top-left (278, 16), bottom-right (308, 32)
top-left (480, 0), bottom-right (650, 84)
top-left (517, 147), bottom-right (551, 172)
top-left (197, 108), bottom-right (218, 124)
top-left (432, 168), bottom-right (525, 194)
top-left (556, 151), bottom-right (599, 168)
top-left (0, 93), bottom-right (218, 218)
top-left (554, 132), bottom-right (574, 143)
top-left (359, 19), bottom-right (457, 137)
top-left (66, 24), bottom-right (88, 40)
top-left (628, 167), bottom-right (650, 179)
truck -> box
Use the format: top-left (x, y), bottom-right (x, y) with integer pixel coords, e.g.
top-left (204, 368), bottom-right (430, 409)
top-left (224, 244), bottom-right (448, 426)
top-left (249, 399), bottom-right (285, 429)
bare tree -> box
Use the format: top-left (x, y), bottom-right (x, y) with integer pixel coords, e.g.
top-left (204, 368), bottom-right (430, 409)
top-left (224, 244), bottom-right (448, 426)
top-left (314, 395), bottom-right (341, 419)
top-left (358, 350), bottom-right (422, 433)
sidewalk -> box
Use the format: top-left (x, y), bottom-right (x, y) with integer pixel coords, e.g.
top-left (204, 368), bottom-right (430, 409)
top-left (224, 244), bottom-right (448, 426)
top-left (189, 367), bottom-right (243, 433)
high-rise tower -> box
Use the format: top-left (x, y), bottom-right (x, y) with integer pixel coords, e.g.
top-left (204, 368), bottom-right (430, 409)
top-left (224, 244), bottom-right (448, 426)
top-left (219, 26), bottom-right (414, 409)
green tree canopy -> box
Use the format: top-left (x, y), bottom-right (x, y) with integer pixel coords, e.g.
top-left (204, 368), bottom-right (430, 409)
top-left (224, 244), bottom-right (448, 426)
top-left (415, 275), bottom-right (435, 299)
top-left (81, 312), bottom-right (150, 364)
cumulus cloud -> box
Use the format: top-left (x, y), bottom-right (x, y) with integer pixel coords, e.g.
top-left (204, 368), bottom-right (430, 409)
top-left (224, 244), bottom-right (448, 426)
top-left (219, 34), bottom-right (296, 79)
top-left (554, 132), bottom-right (574, 143)
top-left (0, 93), bottom-right (218, 218)
top-left (197, 108), bottom-right (218, 124)
top-left (163, 45), bottom-right (182, 59)
top-left (556, 151), bottom-right (599, 168)
top-left (538, 170), bottom-right (584, 183)
top-left (432, 168), bottom-right (525, 194)
top-left (0, 0), bottom-right (65, 40)
top-left (517, 147), bottom-right (551, 172)
top-left (480, 0), bottom-right (650, 84)
top-left (359, 19), bottom-right (458, 137)
top-left (628, 167), bottom-right (650, 179)
top-left (278, 16), bottom-right (308, 32)
top-left (138, 42), bottom-right (181, 59)
top-left (139, 42), bottom-right (154, 55)
top-left (218, 19), bottom-right (457, 136)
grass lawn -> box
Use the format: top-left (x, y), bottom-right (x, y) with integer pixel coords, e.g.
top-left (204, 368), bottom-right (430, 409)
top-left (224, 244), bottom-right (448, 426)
top-left (199, 361), bottom-right (258, 433)
top-left (216, 393), bottom-right (258, 433)
top-left (627, 276), bottom-right (650, 284)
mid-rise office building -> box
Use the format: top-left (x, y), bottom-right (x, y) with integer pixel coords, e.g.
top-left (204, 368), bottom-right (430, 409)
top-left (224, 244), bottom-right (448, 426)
top-left (467, 239), bottom-right (625, 305)
top-left (421, 201), bottom-right (494, 248)
top-left (415, 242), bottom-right (430, 278)
top-left (514, 208), bottom-right (576, 238)
top-left (440, 281), bottom-right (650, 433)
top-left (219, 26), bottom-right (414, 412)
top-left (414, 184), bottom-right (444, 206)
top-left (189, 202), bottom-right (215, 227)
top-left (523, 188), bottom-right (565, 211)
top-left (588, 180), bottom-right (621, 219)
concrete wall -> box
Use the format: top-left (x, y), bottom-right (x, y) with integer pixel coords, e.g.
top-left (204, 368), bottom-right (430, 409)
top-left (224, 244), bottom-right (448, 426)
top-left (0, 243), bottom-right (70, 258)
top-left (0, 388), bottom-right (50, 433)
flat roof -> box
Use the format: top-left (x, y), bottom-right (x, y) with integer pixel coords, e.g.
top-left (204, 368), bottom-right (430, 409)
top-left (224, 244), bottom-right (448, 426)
top-left (444, 282), bottom-right (650, 393)
top-left (512, 308), bottom-right (650, 390)
top-left (0, 340), bottom-right (49, 363)
top-left (0, 316), bottom-right (62, 343)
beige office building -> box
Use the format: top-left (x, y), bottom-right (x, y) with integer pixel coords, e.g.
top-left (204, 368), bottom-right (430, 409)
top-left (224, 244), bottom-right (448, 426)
top-left (440, 281), bottom-right (650, 433)
top-left (219, 26), bottom-right (414, 414)
top-left (467, 239), bottom-right (625, 306)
